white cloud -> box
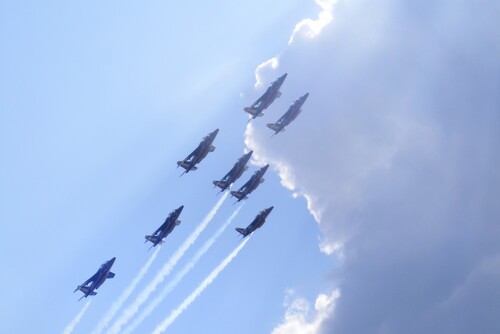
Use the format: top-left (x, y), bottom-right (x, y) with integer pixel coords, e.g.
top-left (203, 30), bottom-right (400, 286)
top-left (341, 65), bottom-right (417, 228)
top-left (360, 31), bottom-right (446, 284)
top-left (271, 289), bottom-right (340, 334)
top-left (254, 57), bottom-right (280, 89)
top-left (246, 0), bottom-right (500, 333)
top-left (288, 0), bottom-right (338, 45)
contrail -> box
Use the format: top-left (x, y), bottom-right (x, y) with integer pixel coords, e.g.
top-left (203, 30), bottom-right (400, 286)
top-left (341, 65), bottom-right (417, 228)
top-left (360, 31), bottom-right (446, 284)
top-left (91, 246), bottom-right (161, 334)
top-left (107, 191), bottom-right (229, 334)
top-left (123, 206), bottom-right (243, 334)
top-left (62, 300), bottom-right (92, 334)
top-left (152, 237), bottom-right (251, 334)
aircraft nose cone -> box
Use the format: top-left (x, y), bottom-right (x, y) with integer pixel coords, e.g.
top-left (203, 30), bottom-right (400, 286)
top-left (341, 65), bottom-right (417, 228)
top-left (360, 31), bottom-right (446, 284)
top-left (178, 205), bottom-right (184, 212)
top-left (212, 128), bottom-right (219, 135)
top-left (281, 73), bottom-right (288, 80)
top-left (262, 164), bottom-right (270, 171)
top-left (269, 206), bottom-right (274, 211)
top-left (303, 93), bottom-right (309, 100)
top-left (109, 257), bottom-right (116, 264)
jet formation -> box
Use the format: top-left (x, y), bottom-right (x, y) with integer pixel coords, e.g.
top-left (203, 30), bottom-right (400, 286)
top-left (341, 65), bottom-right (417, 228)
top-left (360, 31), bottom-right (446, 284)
top-left (244, 73), bottom-right (287, 120)
top-left (74, 257), bottom-right (116, 301)
top-left (177, 128), bottom-right (219, 175)
top-left (72, 72), bottom-right (308, 301)
top-left (236, 206), bottom-right (274, 237)
top-left (145, 205), bottom-right (184, 249)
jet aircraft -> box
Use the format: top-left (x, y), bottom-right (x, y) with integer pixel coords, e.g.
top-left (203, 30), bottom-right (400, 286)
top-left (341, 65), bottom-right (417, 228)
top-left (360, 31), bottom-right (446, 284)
top-left (74, 257), bottom-right (116, 301)
top-left (213, 151), bottom-right (253, 193)
top-left (267, 93), bottom-right (309, 135)
top-left (177, 129), bottom-right (219, 174)
top-left (145, 205), bottom-right (184, 248)
top-left (244, 73), bottom-right (287, 119)
top-left (235, 206), bottom-right (274, 237)
top-left (230, 164), bottom-right (269, 202)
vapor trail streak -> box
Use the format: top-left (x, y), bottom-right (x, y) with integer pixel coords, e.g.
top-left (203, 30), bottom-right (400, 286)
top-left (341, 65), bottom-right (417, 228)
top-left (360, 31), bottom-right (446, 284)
top-left (123, 206), bottom-right (243, 334)
top-left (91, 246), bottom-right (161, 334)
top-left (152, 237), bottom-right (251, 334)
top-left (62, 300), bottom-right (92, 334)
top-left (107, 191), bottom-right (229, 334)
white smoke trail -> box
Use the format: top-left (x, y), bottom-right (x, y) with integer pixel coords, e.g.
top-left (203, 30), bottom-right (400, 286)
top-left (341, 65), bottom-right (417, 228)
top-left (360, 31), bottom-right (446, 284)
top-left (91, 246), bottom-right (161, 334)
top-left (62, 300), bottom-right (92, 334)
top-left (152, 237), bottom-right (251, 334)
top-left (123, 206), bottom-right (243, 334)
top-left (107, 192), bottom-right (229, 334)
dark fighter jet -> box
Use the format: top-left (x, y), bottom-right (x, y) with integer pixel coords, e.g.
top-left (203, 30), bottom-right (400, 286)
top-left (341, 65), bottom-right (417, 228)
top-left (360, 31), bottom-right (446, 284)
top-left (244, 73), bottom-right (287, 120)
top-left (74, 257), bottom-right (116, 301)
top-left (177, 129), bottom-right (219, 175)
top-left (212, 151), bottom-right (253, 193)
top-left (145, 205), bottom-right (184, 248)
top-left (267, 93), bottom-right (309, 135)
top-left (236, 206), bottom-right (274, 237)
top-left (230, 164), bottom-right (269, 202)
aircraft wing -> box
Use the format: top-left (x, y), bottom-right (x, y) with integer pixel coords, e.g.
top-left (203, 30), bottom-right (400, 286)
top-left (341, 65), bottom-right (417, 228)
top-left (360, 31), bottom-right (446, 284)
top-left (240, 177), bottom-right (254, 192)
top-left (81, 272), bottom-right (99, 287)
top-left (251, 91), bottom-right (268, 109)
top-left (152, 225), bottom-right (163, 237)
top-left (183, 145), bottom-right (202, 163)
top-left (276, 113), bottom-right (288, 127)
top-left (267, 110), bottom-right (289, 133)
top-left (219, 170), bottom-right (232, 184)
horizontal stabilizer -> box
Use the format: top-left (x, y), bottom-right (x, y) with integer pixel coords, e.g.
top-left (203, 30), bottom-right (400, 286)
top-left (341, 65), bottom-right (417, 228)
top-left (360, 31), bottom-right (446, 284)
top-left (209, 145), bottom-right (216, 152)
top-left (107, 272), bottom-right (115, 279)
top-left (235, 227), bottom-right (248, 237)
top-left (244, 107), bottom-right (263, 117)
top-left (213, 180), bottom-right (227, 189)
top-left (266, 123), bottom-right (280, 132)
top-left (78, 286), bottom-right (97, 295)
top-left (244, 107), bottom-right (256, 115)
top-left (230, 191), bottom-right (244, 200)
top-left (177, 161), bottom-right (197, 171)
top-left (145, 235), bottom-right (158, 244)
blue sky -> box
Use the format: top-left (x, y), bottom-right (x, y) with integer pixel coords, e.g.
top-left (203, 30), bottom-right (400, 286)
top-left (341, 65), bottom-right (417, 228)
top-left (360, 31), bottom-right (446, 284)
top-left (2, 1), bottom-right (500, 333)
top-left (0, 1), bottom-right (331, 333)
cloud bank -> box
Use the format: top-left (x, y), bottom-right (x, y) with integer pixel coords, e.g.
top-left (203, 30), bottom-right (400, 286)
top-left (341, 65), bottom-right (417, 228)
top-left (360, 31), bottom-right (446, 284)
top-left (245, 0), bottom-right (500, 333)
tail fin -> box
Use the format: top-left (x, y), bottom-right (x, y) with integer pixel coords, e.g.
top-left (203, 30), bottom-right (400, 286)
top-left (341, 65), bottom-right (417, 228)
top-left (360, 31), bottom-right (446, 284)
top-left (235, 227), bottom-right (247, 237)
